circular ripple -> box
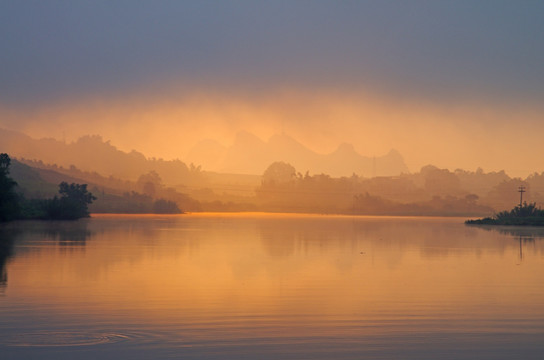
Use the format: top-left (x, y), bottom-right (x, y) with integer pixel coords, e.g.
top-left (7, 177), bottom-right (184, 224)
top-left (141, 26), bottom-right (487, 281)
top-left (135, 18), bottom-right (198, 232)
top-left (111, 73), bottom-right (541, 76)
top-left (3, 331), bottom-right (131, 347)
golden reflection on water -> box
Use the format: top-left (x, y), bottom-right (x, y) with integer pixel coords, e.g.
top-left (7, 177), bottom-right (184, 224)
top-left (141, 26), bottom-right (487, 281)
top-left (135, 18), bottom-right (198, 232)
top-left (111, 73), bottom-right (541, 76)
top-left (2, 214), bottom-right (544, 350)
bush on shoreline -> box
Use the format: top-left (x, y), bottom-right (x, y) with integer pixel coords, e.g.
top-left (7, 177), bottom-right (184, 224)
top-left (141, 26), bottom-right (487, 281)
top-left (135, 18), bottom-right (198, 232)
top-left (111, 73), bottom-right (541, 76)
top-left (466, 202), bottom-right (544, 226)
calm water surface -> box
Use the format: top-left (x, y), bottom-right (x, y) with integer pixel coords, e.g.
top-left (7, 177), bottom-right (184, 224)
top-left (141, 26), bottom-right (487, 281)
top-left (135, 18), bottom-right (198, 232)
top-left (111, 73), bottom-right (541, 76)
top-left (1, 213), bottom-right (543, 359)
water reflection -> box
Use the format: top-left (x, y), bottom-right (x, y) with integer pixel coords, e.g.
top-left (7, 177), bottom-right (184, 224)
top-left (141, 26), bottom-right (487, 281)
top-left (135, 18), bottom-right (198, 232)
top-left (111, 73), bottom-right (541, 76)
top-left (466, 224), bottom-right (544, 263)
top-left (0, 227), bottom-right (17, 292)
top-left (0, 220), bottom-right (91, 291)
top-left (6, 220), bottom-right (92, 243)
top-left (1, 214), bottom-right (544, 360)
top-left (470, 223), bottom-right (544, 239)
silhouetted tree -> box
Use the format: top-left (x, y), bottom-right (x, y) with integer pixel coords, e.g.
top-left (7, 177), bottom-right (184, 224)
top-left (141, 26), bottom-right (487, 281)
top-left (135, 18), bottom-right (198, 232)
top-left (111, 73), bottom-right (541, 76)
top-left (421, 165), bottom-right (462, 196)
top-left (44, 182), bottom-right (97, 220)
top-left (137, 171), bottom-right (162, 198)
top-left (0, 153), bottom-right (20, 221)
top-left (0, 153), bottom-right (10, 174)
top-left (467, 202), bottom-right (544, 225)
top-left (262, 162), bottom-right (296, 185)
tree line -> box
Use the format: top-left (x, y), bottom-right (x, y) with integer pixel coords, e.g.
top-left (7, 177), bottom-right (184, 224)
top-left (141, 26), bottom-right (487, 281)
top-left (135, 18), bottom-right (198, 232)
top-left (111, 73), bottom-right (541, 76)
top-left (255, 161), bottom-right (495, 215)
top-left (0, 153), bottom-right (95, 221)
top-left (466, 202), bottom-right (544, 226)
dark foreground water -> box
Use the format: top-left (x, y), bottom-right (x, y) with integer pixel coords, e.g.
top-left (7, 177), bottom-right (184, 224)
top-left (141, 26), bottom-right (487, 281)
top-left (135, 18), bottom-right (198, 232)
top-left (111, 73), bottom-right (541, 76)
top-left (1, 213), bottom-right (543, 359)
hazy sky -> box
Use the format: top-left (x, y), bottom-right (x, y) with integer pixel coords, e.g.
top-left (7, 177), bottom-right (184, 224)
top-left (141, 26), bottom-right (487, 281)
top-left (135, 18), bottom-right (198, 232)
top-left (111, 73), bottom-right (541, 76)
top-left (1, 1), bottom-right (543, 177)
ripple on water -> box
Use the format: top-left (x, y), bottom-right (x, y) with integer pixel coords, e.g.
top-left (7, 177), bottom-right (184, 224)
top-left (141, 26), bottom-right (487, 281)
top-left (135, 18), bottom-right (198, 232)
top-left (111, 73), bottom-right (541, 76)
top-left (2, 331), bottom-right (133, 347)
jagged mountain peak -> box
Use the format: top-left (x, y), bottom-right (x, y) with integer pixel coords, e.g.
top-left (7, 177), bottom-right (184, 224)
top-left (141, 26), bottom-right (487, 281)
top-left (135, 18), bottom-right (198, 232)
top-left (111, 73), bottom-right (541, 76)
top-left (186, 131), bottom-right (410, 176)
top-left (333, 142), bottom-right (356, 154)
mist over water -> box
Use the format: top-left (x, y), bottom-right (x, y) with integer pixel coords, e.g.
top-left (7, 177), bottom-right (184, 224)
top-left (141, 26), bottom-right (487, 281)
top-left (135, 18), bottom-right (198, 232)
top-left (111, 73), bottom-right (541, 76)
top-left (1, 214), bottom-right (543, 359)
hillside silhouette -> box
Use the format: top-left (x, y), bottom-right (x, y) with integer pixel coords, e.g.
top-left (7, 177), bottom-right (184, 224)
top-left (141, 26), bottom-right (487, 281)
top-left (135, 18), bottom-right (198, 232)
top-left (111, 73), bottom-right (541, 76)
top-left (0, 128), bottom-right (201, 185)
top-left (10, 158), bottom-right (197, 213)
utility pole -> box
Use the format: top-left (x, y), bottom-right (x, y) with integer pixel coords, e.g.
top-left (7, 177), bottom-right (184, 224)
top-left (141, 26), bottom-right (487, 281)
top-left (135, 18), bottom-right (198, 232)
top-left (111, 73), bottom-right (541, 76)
top-left (518, 185), bottom-right (526, 207)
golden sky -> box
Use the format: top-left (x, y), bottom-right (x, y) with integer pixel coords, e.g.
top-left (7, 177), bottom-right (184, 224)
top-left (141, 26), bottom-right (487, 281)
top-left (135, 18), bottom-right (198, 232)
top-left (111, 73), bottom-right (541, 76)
top-left (1, 1), bottom-right (543, 177)
top-left (2, 86), bottom-right (543, 177)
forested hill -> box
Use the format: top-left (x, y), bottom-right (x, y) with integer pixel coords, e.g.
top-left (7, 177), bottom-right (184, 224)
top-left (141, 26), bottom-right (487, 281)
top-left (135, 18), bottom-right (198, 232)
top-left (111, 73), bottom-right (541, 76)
top-left (8, 158), bottom-right (199, 213)
top-left (0, 128), bottom-right (201, 186)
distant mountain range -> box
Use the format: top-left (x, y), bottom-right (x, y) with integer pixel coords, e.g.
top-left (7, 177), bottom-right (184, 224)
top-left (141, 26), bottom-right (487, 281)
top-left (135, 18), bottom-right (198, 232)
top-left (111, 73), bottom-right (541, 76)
top-left (185, 131), bottom-right (409, 177)
top-left (1, 128), bottom-right (409, 179)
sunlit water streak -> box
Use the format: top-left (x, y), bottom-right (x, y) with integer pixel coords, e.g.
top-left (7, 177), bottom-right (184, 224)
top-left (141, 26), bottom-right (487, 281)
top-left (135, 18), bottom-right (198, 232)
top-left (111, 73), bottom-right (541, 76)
top-left (0, 213), bottom-right (543, 359)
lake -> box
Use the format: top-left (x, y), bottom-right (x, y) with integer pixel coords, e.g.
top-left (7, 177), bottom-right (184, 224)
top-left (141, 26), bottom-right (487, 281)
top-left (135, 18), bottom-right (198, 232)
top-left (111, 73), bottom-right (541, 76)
top-left (1, 213), bottom-right (543, 359)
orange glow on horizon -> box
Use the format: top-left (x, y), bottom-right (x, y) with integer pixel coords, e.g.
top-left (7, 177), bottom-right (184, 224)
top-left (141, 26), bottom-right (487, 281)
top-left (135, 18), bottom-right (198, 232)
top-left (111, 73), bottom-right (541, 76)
top-left (1, 87), bottom-right (543, 177)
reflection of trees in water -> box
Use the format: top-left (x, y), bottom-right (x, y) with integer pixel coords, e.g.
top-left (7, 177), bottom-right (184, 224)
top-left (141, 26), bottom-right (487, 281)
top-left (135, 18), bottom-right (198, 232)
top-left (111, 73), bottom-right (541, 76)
top-left (472, 225), bottom-right (544, 241)
top-left (17, 220), bottom-right (92, 248)
top-left (0, 221), bottom-right (92, 289)
top-left (258, 218), bottom-right (360, 258)
top-left (493, 228), bottom-right (544, 262)
top-left (495, 227), bottom-right (544, 241)
top-left (466, 224), bottom-right (544, 260)
top-left (40, 221), bottom-right (92, 248)
top-left (257, 218), bottom-right (486, 271)
top-left (0, 227), bottom-right (19, 291)
top-left (258, 217), bottom-right (544, 262)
